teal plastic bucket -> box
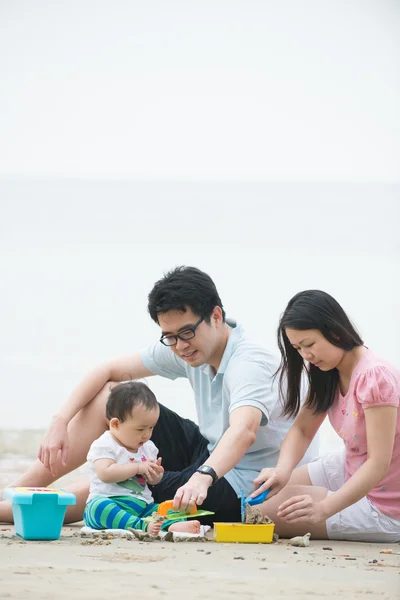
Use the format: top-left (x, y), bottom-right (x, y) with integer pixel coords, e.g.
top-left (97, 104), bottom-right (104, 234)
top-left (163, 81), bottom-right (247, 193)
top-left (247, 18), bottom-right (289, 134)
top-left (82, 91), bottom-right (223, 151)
top-left (4, 487), bottom-right (76, 540)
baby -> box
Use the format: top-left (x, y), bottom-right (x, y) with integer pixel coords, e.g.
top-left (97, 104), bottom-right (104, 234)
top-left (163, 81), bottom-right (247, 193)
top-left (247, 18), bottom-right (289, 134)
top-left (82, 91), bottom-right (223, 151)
top-left (84, 381), bottom-right (201, 536)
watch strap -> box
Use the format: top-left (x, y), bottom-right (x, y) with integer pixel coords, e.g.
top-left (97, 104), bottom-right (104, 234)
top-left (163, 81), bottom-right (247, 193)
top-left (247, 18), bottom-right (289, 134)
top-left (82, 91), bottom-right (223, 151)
top-left (196, 465), bottom-right (218, 485)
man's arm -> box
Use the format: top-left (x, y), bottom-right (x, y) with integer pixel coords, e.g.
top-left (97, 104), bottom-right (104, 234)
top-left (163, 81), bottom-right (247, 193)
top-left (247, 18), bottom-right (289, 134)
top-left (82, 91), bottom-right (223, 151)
top-left (56, 353), bottom-right (154, 423)
top-left (39, 353), bottom-right (154, 473)
top-left (203, 406), bottom-right (262, 477)
top-left (173, 405), bottom-right (262, 510)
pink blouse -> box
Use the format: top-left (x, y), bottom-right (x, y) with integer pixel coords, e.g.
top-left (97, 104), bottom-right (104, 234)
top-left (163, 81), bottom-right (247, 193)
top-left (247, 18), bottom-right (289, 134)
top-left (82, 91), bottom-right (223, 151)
top-left (329, 349), bottom-right (400, 520)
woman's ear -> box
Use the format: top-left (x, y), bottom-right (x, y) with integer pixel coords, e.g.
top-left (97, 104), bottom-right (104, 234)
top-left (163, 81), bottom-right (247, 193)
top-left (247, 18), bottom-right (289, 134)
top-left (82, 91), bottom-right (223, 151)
top-left (330, 331), bottom-right (340, 341)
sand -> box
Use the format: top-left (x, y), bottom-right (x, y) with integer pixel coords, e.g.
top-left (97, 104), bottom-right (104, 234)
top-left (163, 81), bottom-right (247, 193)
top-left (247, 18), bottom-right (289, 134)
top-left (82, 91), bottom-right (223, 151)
top-left (1, 525), bottom-right (399, 600)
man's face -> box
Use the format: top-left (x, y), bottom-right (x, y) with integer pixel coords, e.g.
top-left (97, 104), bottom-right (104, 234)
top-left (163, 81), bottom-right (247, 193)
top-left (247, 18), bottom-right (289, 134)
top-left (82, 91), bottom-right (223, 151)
top-left (158, 307), bottom-right (221, 367)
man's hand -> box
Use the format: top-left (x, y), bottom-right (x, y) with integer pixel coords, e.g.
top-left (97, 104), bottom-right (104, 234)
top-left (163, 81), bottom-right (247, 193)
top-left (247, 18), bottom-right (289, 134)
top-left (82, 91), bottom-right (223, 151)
top-left (38, 415), bottom-right (69, 476)
top-left (173, 472), bottom-right (213, 511)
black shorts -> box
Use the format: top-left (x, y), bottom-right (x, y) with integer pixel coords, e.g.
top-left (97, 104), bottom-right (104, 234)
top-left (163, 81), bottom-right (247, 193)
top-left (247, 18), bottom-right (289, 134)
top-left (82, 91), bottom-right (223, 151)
top-left (148, 403), bottom-right (241, 524)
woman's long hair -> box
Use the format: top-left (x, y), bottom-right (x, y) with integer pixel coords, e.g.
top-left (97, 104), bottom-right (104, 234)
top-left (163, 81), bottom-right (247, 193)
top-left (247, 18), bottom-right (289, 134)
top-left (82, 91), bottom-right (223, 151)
top-left (277, 290), bottom-right (363, 418)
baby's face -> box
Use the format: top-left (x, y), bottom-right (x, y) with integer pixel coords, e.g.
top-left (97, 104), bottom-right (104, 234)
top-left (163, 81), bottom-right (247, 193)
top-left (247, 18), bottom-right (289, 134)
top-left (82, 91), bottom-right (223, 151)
top-left (109, 404), bottom-right (160, 453)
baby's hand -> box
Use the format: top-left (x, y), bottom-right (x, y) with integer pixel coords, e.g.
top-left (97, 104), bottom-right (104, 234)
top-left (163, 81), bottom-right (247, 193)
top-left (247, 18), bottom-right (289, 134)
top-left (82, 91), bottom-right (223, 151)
top-left (140, 461), bottom-right (159, 479)
top-left (147, 521), bottom-right (162, 536)
top-left (144, 457), bottom-right (164, 485)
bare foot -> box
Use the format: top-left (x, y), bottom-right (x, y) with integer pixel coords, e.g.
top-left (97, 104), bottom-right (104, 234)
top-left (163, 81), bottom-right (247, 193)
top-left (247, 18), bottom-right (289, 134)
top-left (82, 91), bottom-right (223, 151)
top-left (147, 522), bottom-right (162, 536)
top-left (168, 520), bottom-right (201, 534)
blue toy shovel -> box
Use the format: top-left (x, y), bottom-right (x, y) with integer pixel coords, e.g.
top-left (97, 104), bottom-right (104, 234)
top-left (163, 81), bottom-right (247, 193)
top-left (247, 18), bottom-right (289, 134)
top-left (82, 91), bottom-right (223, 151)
top-left (240, 488), bottom-right (270, 523)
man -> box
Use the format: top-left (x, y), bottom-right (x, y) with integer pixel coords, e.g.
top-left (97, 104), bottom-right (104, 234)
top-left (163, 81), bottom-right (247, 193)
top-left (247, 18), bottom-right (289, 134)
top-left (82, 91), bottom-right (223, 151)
top-left (0, 266), bottom-right (318, 524)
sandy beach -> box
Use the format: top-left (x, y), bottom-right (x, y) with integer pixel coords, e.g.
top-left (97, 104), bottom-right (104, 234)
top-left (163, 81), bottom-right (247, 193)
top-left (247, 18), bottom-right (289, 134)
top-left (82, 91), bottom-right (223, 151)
top-left (1, 439), bottom-right (400, 599)
top-left (1, 524), bottom-right (399, 600)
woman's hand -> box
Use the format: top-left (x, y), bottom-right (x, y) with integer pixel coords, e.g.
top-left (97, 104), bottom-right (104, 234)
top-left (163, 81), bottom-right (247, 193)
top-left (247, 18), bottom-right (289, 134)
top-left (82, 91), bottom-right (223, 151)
top-left (38, 415), bottom-right (69, 476)
top-left (277, 494), bottom-right (327, 524)
top-left (249, 466), bottom-right (292, 499)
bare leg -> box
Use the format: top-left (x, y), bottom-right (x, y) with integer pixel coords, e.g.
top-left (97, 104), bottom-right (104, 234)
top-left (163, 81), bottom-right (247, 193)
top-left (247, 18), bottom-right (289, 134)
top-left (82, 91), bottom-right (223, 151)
top-left (0, 383), bottom-right (113, 524)
top-left (259, 484), bottom-right (329, 539)
top-left (287, 464), bottom-right (313, 486)
top-left (168, 520), bottom-right (201, 534)
top-left (60, 480), bottom-right (92, 523)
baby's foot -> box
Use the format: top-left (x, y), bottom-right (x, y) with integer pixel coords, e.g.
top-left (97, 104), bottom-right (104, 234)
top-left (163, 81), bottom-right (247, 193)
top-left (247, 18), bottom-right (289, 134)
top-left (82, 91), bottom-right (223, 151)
top-left (168, 520), bottom-right (201, 534)
top-left (147, 522), bottom-right (162, 536)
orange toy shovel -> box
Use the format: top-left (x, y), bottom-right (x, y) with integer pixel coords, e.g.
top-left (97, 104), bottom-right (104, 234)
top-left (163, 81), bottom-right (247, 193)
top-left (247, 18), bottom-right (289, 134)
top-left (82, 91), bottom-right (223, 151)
top-left (154, 500), bottom-right (214, 522)
top-left (157, 500), bottom-right (198, 516)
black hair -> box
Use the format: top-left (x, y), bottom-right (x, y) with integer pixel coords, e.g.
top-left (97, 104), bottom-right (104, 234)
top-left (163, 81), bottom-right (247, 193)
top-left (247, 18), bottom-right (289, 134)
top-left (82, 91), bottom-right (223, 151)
top-left (106, 381), bottom-right (158, 422)
top-left (147, 266), bottom-right (226, 324)
top-left (277, 290), bottom-right (363, 418)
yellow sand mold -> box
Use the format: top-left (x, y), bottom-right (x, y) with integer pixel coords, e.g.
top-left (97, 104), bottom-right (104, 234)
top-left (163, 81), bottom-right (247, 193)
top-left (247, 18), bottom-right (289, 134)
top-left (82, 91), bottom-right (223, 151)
top-left (214, 522), bottom-right (275, 544)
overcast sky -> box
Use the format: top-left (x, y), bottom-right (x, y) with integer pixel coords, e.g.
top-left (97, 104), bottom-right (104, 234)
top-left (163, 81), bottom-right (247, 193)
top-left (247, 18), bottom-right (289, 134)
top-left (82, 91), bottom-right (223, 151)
top-left (0, 2), bottom-right (399, 431)
top-left (0, 0), bottom-right (399, 181)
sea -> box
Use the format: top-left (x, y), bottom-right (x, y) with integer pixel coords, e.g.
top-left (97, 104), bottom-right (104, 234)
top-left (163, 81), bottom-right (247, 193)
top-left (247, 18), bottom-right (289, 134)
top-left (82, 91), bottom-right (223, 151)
top-left (0, 179), bottom-right (398, 488)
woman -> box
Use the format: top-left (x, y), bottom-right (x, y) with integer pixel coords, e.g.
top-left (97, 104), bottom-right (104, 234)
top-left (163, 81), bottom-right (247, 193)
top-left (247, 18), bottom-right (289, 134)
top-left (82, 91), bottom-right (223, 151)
top-left (252, 290), bottom-right (400, 542)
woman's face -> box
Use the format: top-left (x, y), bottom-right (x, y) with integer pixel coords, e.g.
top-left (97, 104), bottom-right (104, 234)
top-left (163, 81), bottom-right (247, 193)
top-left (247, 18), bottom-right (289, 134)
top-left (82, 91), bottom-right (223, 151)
top-left (285, 328), bottom-right (345, 371)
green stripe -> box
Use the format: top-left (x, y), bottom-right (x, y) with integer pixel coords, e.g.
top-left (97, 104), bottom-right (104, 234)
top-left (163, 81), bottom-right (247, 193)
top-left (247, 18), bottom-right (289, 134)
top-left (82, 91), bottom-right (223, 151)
top-left (115, 499), bottom-right (147, 512)
top-left (99, 502), bottom-right (117, 527)
top-left (112, 510), bottom-right (125, 529)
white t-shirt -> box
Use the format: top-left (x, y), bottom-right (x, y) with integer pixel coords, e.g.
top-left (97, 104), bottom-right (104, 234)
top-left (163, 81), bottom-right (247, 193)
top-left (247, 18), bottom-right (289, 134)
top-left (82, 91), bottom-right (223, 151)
top-left (86, 430), bottom-right (158, 504)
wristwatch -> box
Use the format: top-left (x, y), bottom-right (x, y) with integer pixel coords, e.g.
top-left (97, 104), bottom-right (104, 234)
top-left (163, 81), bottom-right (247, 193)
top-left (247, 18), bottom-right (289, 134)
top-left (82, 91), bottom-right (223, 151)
top-left (196, 465), bottom-right (218, 485)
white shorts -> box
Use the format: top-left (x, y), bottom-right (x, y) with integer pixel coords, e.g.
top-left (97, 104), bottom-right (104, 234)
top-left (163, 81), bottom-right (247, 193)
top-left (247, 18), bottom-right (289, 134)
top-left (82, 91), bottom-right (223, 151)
top-left (308, 449), bottom-right (400, 543)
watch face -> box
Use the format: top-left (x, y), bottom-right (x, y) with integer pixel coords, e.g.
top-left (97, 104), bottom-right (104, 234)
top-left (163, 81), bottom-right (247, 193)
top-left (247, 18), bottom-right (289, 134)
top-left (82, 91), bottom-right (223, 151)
top-left (197, 466), bottom-right (217, 482)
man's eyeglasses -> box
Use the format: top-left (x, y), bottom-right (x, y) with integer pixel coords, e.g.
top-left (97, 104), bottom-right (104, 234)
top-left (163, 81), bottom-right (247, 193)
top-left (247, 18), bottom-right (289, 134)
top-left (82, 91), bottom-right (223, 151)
top-left (160, 317), bottom-right (204, 347)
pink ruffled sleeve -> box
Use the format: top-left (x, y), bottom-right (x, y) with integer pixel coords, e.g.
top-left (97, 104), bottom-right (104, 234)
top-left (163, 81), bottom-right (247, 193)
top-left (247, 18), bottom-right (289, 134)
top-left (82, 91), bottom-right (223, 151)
top-left (354, 366), bottom-right (400, 409)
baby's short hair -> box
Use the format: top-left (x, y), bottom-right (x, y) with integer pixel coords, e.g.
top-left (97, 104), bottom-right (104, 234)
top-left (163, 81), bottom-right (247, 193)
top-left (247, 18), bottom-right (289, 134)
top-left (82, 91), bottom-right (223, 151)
top-left (106, 381), bottom-right (158, 422)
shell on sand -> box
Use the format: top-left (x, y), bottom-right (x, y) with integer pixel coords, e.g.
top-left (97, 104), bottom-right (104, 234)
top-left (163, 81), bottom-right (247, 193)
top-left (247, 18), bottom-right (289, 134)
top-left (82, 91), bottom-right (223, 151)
top-left (289, 533), bottom-right (311, 547)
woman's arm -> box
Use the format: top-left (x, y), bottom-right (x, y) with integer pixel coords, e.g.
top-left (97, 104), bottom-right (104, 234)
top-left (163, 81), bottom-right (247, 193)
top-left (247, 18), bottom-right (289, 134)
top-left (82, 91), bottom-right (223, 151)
top-left (320, 405), bottom-right (397, 519)
top-left (279, 405), bottom-right (397, 523)
top-left (276, 406), bottom-right (326, 472)
top-left (251, 406), bottom-right (326, 498)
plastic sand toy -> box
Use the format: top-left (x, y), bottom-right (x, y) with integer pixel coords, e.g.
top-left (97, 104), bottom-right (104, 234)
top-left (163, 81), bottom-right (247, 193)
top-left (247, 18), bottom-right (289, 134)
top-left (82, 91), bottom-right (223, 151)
top-left (240, 488), bottom-right (270, 522)
top-left (214, 488), bottom-right (274, 544)
top-left (3, 487), bottom-right (76, 540)
top-left (213, 521), bottom-right (275, 543)
top-left (146, 499), bottom-right (214, 523)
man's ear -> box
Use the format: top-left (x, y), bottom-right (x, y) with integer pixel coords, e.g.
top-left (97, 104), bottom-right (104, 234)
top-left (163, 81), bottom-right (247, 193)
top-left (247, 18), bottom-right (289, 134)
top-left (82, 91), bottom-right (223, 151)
top-left (212, 306), bottom-right (224, 327)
